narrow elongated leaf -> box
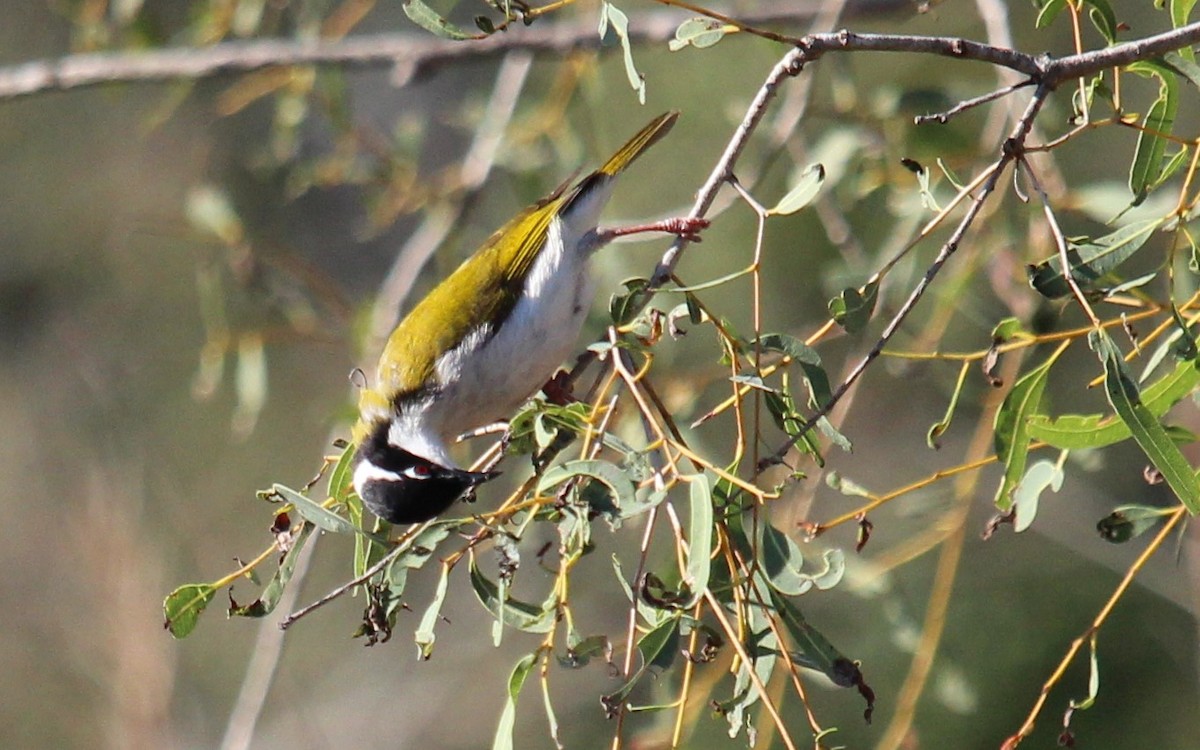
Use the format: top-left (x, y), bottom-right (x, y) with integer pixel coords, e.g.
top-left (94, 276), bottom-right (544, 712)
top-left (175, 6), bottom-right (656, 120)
top-left (1028, 357), bottom-right (1200, 448)
top-left (1097, 503), bottom-right (1175, 542)
top-left (683, 474), bottom-right (713, 606)
top-left (414, 564), bottom-right (451, 659)
top-left (403, 0), bottom-right (481, 40)
top-left (537, 460), bottom-right (635, 515)
top-left (773, 593), bottom-right (875, 722)
top-left (993, 351), bottom-right (1062, 510)
top-left (760, 521), bottom-right (807, 595)
top-left (600, 617), bottom-right (680, 708)
top-left (600, 3), bottom-right (646, 104)
top-left (229, 522), bottom-right (315, 618)
top-left (492, 653), bottom-right (537, 750)
top-left (1036, 0), bottom-right (1067, 28)
top-left (1091, 329), bottom-right (1200, 513)
top-left (272, 483), bottom-right (358, 536)
top-left (1085, 0), bottom-right (1117, 43)
top-left (1026, 219), bottom-right (1158, 298)
top-left (1128, 61), bottom-right (1179, 200)
top-left (470, 561), bottom-right (556, 633)
top-left (769, 164), bottom-right (826, 215)
top-left (757, 333), bottom-right (833, 407)
top-left (327, 442), bottom-right (357, 501)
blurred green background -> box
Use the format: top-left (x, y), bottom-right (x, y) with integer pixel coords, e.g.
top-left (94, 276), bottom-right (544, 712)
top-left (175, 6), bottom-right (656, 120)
top-left (2, 1), bottom-right (1198, 748)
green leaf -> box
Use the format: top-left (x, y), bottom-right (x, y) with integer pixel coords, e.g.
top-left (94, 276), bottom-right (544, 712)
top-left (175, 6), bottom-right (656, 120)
top-left (768, 164), bottom-right (826, 216)
top-left (1171, 304), bottom-right (1198, 360)
top-left (828, 281), bottom-right (879, 333)
top-left (327, 442), bottom-right (357, 501)
top-left (1069, 637), bottom-right (1100, 711)
top-left (392, 522), bottom-right (456, 572)
top-left (1029, 357), bottom-right (1200, 448)
top-left (470, 561), bottom-right (556, 633)
top-left (683, 474), bottom-right (713, 606)
top-left (757, 332), bottom-right (833, 408)
top-left (492, 653), bottom-right (537, 750)
top-left (1013, 459), bottom-right (1065, 532)
top-left (1036, 0), bottom-right (1067, 28)
top-left (1091, 329), bottom-right (1200, 513)
top-left (600, 617), bottom-right (680, 709)
top-left (163, 583), bottom-right (216, 638)
top-left (1172, 0), bottom-right (1199, 37)
top-left (992, 317), bottom-right (1026, 342)
top-left (599, 3), bottom-right (646, 104)
top-left (928, 361), bottom-right (970, 449)
top-left (1163, 50), bottom-right (1200, 86)
top-left (993, 351), bottom-right (1062, 510)
top-left (537, 459), bottom-right (636, 516)
top-left (403, 0), bottom-right (481, 40)
top-left (271, 483), bottom-right (355, 535)
top-left (773, 593), bottom-right (874, 721)
top-left (414, 564), bottom-right (451, 659)
top-left (1096, 503), bottom-right (1175, 542)
top-left (1128, 61), bottom-right (1179, 201)
top-left (668, 17), bottom-right (731, 51)
top-left (1085, 0), bottom-right (1118, 44)
top-left (1026, 219), bottom-right (1159, 298)
top-left (609, 277), bottom-right (650, 326)
top-left (229, 522), bottom-right (315, 618)
top-left (759, 522), bottom-right (845, 595)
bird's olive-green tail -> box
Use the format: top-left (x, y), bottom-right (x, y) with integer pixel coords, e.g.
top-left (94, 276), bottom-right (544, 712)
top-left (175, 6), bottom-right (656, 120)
top-left (596, 111), bottom-right (679, 177)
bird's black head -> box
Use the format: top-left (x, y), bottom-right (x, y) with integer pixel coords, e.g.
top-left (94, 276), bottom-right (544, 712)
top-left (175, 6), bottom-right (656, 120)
top-left (352, 423), bottom-right (498, 524)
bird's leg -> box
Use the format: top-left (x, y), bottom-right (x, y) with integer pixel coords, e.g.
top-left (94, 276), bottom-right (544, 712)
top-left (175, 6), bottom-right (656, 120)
top-left (591, 216), bottom-right (709, 246)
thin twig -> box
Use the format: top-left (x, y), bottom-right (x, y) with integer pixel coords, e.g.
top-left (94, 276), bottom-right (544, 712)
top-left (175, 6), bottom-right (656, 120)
top-left (0, 3), bottom-right (882, 101)
top-left (758, 84), bottom-right (1051, 471)
top-left (914, 79), bottom-right (1033, 125)
top-left (279, 521), bottom-right (433, 629)
top-left (1002, 505), bottom-right (1189, 750)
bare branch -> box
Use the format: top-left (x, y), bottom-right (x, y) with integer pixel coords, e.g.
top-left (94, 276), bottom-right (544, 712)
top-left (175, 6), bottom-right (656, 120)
top-left (0, 3), bottom-right (857, 101)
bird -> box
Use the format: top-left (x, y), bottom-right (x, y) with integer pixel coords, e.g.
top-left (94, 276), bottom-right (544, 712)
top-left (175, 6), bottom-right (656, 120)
top-left (350, 111), bottom-right (704, 524)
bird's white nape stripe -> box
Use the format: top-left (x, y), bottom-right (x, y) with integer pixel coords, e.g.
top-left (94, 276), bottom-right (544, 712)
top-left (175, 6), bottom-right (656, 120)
top-left (353, 459), bottom-right (402, 492)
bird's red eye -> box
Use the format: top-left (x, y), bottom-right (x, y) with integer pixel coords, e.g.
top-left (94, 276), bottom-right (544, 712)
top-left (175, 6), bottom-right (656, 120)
top-left (404, 463), bottom-right (432, 479)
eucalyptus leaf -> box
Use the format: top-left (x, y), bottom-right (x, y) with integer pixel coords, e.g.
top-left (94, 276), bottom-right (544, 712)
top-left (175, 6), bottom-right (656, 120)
top-left (403, 0), bottom-right (481, 40)
top-left (414, 564), bottom-right (451, 659)
top-left (1091, 329), bottom-right (1200, 513)
top-left (668, 17), bottom-right (731, 51)
top-left (1127, 61), bottom-right (1179, 201)
top-left (828, 282), bottom-right (879, 333)
top-left (492, 653), bottom-right (537, 750)
top-left (163, 583), bottom-right (216, 638)
top-left (993, 351), bottom-right (1061, 510)
top-left (1026, 219), bottom-right (1158, 298)
top-left (272, 483), bottom-right (362, 537)
top-left (768, 164), bottom-right (826, 216)
top-left (1029, 357), bottom-right (1200, 449)
top-left (470, 561), bottom-right (556, 633)
top-left (683, 474), bottom-right (713, 606)
top-left (1012, 460), bottom-right (1065, 533)
top-left (229, 522), bottom-right (314, 619)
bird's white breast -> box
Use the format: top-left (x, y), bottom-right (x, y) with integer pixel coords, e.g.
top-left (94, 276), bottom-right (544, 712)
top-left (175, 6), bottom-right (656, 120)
top-left (415, 215), bottom-right (597, 455)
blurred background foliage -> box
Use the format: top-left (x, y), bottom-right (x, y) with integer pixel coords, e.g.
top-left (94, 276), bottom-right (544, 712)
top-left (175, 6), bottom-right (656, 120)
top-left (3, 1), bottom-right (1200, 749)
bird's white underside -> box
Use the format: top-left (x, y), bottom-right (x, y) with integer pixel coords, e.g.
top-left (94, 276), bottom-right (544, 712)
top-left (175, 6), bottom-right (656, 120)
top-left (386, 180), bottom-right (616, 467)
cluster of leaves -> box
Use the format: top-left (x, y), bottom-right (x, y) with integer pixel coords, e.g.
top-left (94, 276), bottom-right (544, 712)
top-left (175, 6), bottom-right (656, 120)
top-left (152, 0), bottom-right (1200, 747)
